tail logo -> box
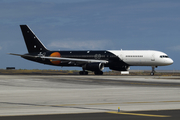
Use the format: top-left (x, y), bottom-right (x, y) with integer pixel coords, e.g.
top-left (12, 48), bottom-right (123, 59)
top-left (50, 52), bottom-right (61, 65)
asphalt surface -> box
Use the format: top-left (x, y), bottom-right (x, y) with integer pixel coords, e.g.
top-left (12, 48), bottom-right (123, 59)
top-left (0, 110), bottom-right (179, 120)
top-left (53, 76), bottom-right (180, 87)
top-left (0, 75), bottom-right (180, 119)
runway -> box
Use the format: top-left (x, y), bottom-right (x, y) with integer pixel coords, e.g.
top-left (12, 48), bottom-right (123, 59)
top-left (0, 75), bottom-right (180, 119)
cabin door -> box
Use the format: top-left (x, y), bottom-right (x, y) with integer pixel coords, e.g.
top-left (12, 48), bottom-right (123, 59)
top-left (151, 54), bottom-right (155, 61)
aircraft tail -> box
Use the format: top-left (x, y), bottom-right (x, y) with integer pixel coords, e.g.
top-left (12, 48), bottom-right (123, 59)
top-left (20, 25), bottom-right (49, 53)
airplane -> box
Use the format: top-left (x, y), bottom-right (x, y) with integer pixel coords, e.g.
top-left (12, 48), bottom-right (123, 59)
top-left (9, 25), bottom-right (173, 75)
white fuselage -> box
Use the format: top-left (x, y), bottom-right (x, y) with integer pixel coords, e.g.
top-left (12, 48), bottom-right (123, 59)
top-left (108, 50), bottom-right (173, 66)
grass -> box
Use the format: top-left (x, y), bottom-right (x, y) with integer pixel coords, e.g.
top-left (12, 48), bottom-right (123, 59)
top-left (0, 69), bottom-right (79, 75)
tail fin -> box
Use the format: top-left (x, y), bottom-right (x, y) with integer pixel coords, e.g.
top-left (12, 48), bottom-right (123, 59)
top-left (20, 25), bottom-right (48, 53)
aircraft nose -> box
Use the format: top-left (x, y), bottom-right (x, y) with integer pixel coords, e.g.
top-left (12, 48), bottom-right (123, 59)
top-left (166, 58), bottom-right (173, 65)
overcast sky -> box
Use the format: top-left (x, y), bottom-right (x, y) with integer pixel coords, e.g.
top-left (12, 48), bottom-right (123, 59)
top-left (0, 0), bottom-right (180, 71)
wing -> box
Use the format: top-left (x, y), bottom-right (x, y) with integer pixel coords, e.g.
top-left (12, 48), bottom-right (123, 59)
top-left (8, 53), bottom-right (109, 64)
top-left (42, 56), bottom-right (108, 63)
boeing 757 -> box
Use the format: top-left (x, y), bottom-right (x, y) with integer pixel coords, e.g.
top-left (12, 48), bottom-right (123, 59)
top-left (9, 25), bottom-right (173, 75)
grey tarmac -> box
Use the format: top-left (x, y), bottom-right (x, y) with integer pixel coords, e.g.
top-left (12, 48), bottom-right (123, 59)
top-left (0, 110), bottom-right (180, 120)
top-left (0, 75), bottom-right (180, 119)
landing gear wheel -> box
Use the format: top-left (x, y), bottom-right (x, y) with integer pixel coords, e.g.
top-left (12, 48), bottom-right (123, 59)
top-left (94, 71), bottom-right (103, 75)
top-left (150, 72), bottom-right (154, 76)
top-left (79, 71), bottom-right (88, 75)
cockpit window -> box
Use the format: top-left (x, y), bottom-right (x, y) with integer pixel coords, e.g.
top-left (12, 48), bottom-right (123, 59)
top-left (160, 55), bottom-right (169, 58)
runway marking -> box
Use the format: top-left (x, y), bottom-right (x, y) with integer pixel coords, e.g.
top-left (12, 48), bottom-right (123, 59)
top-left (107, 111), bottom-right (171, 117)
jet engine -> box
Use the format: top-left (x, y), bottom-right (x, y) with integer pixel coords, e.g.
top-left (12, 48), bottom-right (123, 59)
top-left (82, 63), bottom-right (104, 71)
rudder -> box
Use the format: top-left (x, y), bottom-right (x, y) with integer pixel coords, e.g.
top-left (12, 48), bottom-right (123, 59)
top-left (20, 25), bottom-right (48, 53)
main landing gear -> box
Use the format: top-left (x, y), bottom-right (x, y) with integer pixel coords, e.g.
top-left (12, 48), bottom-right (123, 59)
top-left (150, 66), bottom-right (157, 76)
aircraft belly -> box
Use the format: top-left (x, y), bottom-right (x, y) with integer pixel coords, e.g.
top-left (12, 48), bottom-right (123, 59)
top-left (125, 60), bottom-right (163, 66)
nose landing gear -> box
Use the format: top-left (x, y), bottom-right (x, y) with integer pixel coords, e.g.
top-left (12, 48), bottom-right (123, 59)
top-left (150, 66), bottom-right (157, 76)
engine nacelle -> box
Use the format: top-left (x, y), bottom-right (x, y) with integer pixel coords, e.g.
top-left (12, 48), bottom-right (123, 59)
top-left (109, 66), bottom-right (130, 71)
top-left (82, 63), bottom-right (104, 71)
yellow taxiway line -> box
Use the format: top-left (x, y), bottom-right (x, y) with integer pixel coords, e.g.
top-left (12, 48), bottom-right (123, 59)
top-left (107, 111), bottom-right (171, 117)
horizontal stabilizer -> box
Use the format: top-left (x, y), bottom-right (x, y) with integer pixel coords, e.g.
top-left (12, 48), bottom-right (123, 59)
top-left (8, 53), bottom-right (38, 58)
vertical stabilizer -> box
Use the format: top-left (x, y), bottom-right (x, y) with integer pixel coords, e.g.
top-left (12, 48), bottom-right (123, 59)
top-left (20, 25), bottom-right (48, 53)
